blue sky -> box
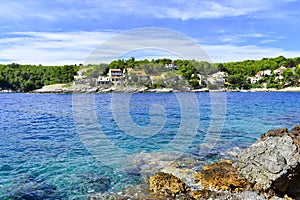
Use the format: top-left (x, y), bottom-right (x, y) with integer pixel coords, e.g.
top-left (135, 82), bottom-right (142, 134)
top-left (0, 0), bottom-right (300, 65)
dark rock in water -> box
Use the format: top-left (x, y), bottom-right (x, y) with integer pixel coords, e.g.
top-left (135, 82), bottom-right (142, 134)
top-left (78, 173), bottom-right (111, 193)
top-left (13, 181), bottom-right (65, 200)
top-left (237, 127), bottom-right (300, 194)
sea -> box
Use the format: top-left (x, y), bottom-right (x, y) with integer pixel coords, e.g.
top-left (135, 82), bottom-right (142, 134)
top-left (0, 92), bottom-right (299, 199)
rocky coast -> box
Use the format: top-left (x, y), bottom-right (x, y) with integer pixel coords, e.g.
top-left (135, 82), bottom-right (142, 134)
top-left (29, 83), bottom-right (300, 94)
top-left (88, 126), bottom-right (300, 200)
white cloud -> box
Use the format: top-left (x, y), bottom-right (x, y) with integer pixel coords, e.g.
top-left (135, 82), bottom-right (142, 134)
top-left (0, 31), bottom-right (117, 65)
top-left (260, 39), bottom-right (277, 44)
top-left (219, 33), bottom-right (268, 44)
top-left (0, 30), bottom-right (299, 65)
top-left (204, 44), bottom-right (300, 63)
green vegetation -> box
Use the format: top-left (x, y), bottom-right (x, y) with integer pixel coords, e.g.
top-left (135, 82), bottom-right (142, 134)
top-left (0, 63), bottom-right (79, 92)
top-left (1, 56), bottom-right (300, 92)
top-left (217, 56), bottom-right (300, 89)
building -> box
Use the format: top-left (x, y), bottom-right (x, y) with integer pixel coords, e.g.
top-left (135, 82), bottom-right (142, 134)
top-left (133, 70), bottom-right (149, 81)
top-left (248, 69), bottom-right (272, 84)
top-left (108, 69), bottom-right (124, 85)
top-left (207, 71), bottom-right (228, 86)
top-left (96, 76), bottom-right (110, 86)
top-left (165, 61), bottom-right (177, 70)
top-left (249, 76), bottom-right (261, 84)
top-left (274, 66), bottom-right (286, 74)
top-left (261, 70), bottom-right (272, 76)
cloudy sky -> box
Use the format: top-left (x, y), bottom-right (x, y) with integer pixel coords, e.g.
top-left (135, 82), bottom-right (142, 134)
top-left (0, 0), bottom-right (299, 65)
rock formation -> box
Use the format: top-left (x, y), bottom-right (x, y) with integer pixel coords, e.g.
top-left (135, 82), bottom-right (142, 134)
top-left (237, 127), bottom-right (300, 193)
top-left (149, 172), bottom-right (189, 195)
top-left (194, 160), bottom-right (250, 192)
top-left (147, 126), bottom-right (300, 200)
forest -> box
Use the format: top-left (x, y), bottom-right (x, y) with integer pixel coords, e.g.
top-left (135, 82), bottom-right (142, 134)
top-left (0, 63), bottom-right (79, 92)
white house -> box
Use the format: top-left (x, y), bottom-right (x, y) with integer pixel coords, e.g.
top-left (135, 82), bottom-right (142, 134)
top-left (96, 76), bottom-right (110, 86)
top-left (108, 69), bottom-right (124, 85)
top-left (207, 71), bottom-right (228, 85)
top-left (261, 69), bottom-right (272, 76)
top-left (274, 66), bottom-right (286, 74)
top-left (249, 76), bottom-right (261, 84)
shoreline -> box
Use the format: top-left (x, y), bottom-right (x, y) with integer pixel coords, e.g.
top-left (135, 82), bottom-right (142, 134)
top-left (2, 84), bottom-right (300, 94)
top-left (90, 126), bottom-right (300, 200)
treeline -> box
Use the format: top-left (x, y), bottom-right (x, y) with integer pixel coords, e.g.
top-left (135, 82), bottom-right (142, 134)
top-left (217, 56), bottom-right (300, 89)
top-left (0, 63), bottom-right (79, 92)
top-left (2, 56), bottom-right (300, 92)
top-left (86, 57), bottom-right (218, 88)
top-left (86, 56), bottom-right (300, 89)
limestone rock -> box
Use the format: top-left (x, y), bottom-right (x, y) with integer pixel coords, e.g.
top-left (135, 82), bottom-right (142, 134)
top-left (261, 126), bottom-right (300, 148)
top-left (189, 190), bottom-right (276, 200)
top-left (236, 134), bottom-right (300, 192)
top-left (194, 160), bottom-right (249, 192)
top-left (261, 128), bottom-right (288, 139)
top-left (149, 172), bottom-right (189, 195)
top-left (161, 166), bottom-right (196, 186)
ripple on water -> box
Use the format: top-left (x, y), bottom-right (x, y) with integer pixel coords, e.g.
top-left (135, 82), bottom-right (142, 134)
top-left (0, 92), bottom-right (300, 199)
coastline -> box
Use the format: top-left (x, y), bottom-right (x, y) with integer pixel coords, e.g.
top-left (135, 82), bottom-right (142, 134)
top-left (89, 126), bottom-right (300, 200)
top-left (30, 85), bottom-right (300, 93)
top-left (2, 84), bottom-right (300, 94)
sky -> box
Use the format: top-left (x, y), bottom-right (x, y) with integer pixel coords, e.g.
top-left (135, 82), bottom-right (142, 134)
top-left (0, 0), bottom-right (300, 65)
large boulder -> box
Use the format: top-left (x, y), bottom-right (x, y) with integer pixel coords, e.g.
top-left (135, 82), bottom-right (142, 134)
top-left (236, 134), bottom-right (300, 193)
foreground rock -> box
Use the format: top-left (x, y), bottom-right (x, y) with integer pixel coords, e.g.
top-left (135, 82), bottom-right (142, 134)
top-left (89, 126), bottom-right (300, 199)
top-left (147, 126), bottom-right (300, 199)
top-left (194, 160), bottom-right (250, 192)
top-left (237, 127), bottom-right (300, 194)
top-left (149, 172), bottom-right (189, 195)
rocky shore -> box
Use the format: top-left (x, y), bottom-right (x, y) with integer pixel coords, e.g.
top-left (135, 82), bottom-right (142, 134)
top-left (29, 83), bottom-right (300, 94)
top-left (88, 126), bottom-right (300, 200)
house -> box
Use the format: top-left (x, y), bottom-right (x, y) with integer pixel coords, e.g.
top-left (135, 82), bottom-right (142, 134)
top-left (108, 69), bottom-right (124, 85)
top-left (133, 70), bottom-right (149, 81)
top-left (274, 66), bottom-right (286, 74)
top-left (249, 76), bottom-right (261, 84)
top-left (261, 69), bottom-right (272, 76)
top-left (248, 69), bottom-right (272, 84)
top-left (165, 62), bottom-right (177, 70)
top-left (96, 76), bottom-right (110, 86)
top-left (207, 71), bottom-right (228, 86)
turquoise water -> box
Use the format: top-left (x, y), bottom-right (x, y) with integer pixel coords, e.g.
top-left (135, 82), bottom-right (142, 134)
top-left (0, 92), bottom-right (299, 199)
